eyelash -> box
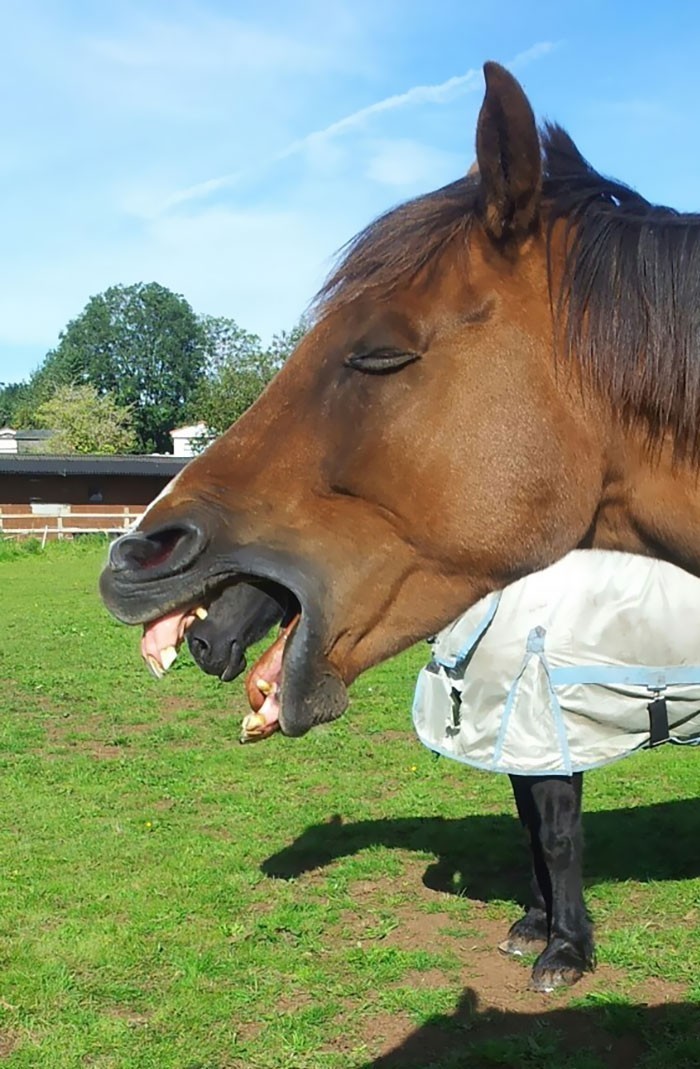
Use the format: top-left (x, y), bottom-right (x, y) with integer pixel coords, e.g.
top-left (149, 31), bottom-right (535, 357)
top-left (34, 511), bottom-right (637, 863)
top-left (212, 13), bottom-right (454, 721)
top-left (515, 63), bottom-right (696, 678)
top-left (344, 348), bottom-right (421, 374)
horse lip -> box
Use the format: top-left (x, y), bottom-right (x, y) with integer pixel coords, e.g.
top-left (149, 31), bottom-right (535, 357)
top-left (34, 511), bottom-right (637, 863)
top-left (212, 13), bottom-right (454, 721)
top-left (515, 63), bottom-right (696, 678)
top-left (100, 544), bottom-right (310, 627)
top-left (277, 614), bottom-right (348, 736)
top-left (219, 641), bottom-right (247, 682)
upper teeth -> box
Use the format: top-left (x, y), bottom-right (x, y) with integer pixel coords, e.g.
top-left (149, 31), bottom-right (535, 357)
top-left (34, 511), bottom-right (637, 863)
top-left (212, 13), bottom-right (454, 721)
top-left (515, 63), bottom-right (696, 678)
top-left (161, 646), bottom-right (178, 671)
top-left (143, 605), bottom-right (208, 680)
top-left (146, 655), bottom-right (164, 680)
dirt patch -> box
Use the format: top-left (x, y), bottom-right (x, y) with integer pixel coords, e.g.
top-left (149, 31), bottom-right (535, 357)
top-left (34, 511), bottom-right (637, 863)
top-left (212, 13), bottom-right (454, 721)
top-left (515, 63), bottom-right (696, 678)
top-left (365, 730), bottom-right (416, 743)
top-left (321, 858), bottom-right (692, 1067)
top-left (0, 1031), bottom-right (20, 1059)
top-left (157, 695), bottom-right (216, 717)
top-left (103, 1006), bottom-right (151, 1027)
top-left (88, 744), bottom-right (130, 761)
top-left (352, 999), bottom-right (651, 1069)
top-left (36, 702), bottom-right (216, 759)
top-left (395, 968), bottom-right (452, 991)
top-left (360, 897), bottom-right (688, 1011)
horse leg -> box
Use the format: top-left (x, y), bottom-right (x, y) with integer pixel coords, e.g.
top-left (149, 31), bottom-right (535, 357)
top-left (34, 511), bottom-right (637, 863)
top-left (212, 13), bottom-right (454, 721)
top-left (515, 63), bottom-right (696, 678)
top-left (527, 773), bottom-right (595, 991)
top-left (499, 775), bottom-right (549, 955)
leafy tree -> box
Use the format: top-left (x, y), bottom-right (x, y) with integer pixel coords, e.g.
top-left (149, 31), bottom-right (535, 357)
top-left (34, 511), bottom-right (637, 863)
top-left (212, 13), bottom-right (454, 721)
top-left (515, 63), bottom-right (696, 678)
top-left (192, 315), bottom-right (308, 436)
top-left (38, 283), bottom-right (205, 452)
top-left (0, 381), bottom-right (33, 427)
top-left (267, 317), bottom-right (309, 365)
top-left (34, 384), bottom-right (137, 455)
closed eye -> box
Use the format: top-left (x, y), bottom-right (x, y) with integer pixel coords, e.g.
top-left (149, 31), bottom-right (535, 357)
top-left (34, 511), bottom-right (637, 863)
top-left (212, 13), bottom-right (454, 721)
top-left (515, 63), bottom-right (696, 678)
top-left (344, 347), bottom-right (421, 374)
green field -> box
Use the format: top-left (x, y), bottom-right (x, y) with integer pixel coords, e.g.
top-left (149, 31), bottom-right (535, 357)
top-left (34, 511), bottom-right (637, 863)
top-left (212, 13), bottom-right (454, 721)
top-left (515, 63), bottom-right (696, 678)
top-left (0, 539), bottom-right (698, 1068)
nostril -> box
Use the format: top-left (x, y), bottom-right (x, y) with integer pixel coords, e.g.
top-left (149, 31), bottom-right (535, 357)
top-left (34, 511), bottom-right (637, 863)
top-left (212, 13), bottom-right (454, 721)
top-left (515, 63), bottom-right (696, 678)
top-left (108, 522), bottom-right (207, 574)
top-left (109, 533), bottom-right (157, 571)
top-left (187, 634), bottom-right (211, 661)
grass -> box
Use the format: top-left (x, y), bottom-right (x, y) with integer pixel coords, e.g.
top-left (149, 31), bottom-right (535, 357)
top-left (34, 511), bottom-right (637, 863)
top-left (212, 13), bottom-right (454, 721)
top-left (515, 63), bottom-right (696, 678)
top-left (0, 538), bottom-right (697, 1067)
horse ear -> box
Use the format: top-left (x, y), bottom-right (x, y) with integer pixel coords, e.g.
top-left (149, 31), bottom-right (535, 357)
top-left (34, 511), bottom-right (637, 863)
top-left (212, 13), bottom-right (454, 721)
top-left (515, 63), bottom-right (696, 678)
top-left (475, 61), bottom-right (541, 244)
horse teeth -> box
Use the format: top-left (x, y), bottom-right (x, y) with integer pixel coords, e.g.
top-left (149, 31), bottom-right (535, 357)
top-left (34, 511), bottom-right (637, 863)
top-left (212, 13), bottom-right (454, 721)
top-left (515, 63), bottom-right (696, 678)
top-left (194, 606), bottom-right (208, 620)
top-left (146, 655), bottom-right (164, 680)
top-left (161, 646), bottom-right (178, 671)
top-left (240, 712), bottom-right (267, 741)
top-left (256, 678), bottom-right (273, 695)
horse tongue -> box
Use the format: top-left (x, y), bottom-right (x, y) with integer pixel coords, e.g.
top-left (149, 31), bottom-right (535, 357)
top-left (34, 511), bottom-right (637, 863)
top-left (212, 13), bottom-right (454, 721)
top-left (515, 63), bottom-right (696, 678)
top-left (241, 615), bottom-right (300, 743)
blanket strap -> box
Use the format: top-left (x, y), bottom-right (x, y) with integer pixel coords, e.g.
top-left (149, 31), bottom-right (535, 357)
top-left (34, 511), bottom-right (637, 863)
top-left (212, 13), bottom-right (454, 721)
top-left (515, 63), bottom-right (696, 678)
top-left (647, 697), bottom-right (670, 747)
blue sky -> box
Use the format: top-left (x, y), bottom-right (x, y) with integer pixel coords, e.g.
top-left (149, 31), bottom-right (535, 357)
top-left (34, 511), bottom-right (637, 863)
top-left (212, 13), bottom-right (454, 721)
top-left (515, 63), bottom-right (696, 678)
top-left (2, 0), bottom-right (700, 383)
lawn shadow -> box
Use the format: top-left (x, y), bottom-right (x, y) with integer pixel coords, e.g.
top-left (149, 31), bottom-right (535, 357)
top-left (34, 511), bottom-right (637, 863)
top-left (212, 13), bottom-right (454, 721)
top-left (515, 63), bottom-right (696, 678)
top-left (262, 798), bottom-right (700, 903)
top-left (356, 988), bottom-right (699, 1068)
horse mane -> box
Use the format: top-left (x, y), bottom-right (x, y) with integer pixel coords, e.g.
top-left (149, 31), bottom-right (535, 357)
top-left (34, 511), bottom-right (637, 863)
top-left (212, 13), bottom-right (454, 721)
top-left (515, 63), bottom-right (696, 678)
top-left (317, 124), bottom-right (700, 460)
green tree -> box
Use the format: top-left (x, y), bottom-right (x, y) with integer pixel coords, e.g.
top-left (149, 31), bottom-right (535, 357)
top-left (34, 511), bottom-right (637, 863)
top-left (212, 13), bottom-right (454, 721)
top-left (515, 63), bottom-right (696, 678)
top-left (38, 283), bottom-right (205, 452)
top-left (192, 315), bottom-right (307, 436)
top-left (34, 384), bottom-right (137, 455)
top-left (0, 381), bottom-right (33, 427)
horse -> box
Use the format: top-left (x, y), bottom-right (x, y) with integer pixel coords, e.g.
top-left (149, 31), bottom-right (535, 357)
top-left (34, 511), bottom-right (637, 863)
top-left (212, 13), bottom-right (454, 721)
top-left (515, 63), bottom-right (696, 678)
top-left (100, 61), bottom-right (700, 992)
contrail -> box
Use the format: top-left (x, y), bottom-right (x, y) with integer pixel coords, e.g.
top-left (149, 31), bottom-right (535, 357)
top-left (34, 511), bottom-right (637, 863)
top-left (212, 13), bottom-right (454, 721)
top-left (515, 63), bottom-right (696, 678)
top-left (159, 40), bottom-right (557, 214)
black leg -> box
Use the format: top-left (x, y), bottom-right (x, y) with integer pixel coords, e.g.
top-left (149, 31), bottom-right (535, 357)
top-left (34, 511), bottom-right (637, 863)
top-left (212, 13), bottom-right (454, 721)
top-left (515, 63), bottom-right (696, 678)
top-left (528, 773), bottom-right (595, 991)
top-left (499, 775), bottom-right (549, 955)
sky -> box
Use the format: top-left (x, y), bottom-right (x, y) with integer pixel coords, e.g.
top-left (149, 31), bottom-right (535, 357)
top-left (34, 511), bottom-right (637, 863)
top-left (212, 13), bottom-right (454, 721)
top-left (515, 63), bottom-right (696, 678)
top-left (2, 0), bottom-right (700, 384)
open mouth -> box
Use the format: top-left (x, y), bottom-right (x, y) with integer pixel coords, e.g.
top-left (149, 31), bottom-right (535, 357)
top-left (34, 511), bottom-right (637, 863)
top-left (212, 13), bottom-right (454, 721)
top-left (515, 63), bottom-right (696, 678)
top-left (100, 522), bottom-right (349, 739)
top-left (139, 579), bottom-right (302, 742)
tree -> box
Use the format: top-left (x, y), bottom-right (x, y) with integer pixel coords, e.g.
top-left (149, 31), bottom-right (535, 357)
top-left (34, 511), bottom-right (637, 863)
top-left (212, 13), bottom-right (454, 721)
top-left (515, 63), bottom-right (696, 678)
top-left (192, 315), bottom-right (308, 436)
top-left (34, 384), bottom-right (137, 455)
top-left (38, 283), bottom-right (205, 452)
top-left (0, 382), bottom-right (33, 427)
top-left (267, 317), bottom-right (309, 365)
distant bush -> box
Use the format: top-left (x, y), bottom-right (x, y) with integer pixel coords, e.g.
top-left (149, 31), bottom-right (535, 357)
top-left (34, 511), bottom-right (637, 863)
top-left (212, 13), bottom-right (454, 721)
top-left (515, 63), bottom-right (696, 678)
top-left (0, 534), bottom-right (110, 563)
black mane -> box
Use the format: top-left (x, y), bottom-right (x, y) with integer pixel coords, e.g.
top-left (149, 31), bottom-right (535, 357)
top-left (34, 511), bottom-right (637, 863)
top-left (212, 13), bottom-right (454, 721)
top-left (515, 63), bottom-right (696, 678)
top-left (542, 123), bottom-right (700, 459)
top-left (318, 124), bottom-right (700, 459)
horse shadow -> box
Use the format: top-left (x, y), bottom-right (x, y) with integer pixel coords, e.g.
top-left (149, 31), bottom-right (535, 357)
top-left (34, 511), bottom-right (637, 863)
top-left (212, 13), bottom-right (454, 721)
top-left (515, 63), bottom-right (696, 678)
top-left (356, 988), bottom-right (699, 1067)
top-left (262, 797), bottom-right (700, 902)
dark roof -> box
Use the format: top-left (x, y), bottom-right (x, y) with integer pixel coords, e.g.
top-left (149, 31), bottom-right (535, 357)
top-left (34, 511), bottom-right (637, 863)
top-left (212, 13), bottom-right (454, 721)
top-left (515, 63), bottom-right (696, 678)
top-left (0, 455), bottom-right (189, 477)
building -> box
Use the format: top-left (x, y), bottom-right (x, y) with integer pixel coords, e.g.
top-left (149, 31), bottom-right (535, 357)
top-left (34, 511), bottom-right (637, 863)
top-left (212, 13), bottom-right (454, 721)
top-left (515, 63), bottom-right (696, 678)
top-left (0, 453), bottom-right (189, 539)
top-left (0, 427), bottom-right (54, 454)
top-left (169, 423), bottom-right (212, 457)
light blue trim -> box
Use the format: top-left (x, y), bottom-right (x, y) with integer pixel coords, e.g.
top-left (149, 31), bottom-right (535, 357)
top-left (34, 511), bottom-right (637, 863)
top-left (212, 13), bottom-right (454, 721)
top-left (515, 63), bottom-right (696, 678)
top-left (492, 644), bottom-right (535, 768)
top-left (492, 627), bottom-right (573, 775)
top-left (549, 664), bottom-right (700, 688)
top-left (411, 722), bottom-right (670, 775)
top-left (434, 592), bottom-right (502, 669)
top-left (540, 647), bottom-right (573, 776)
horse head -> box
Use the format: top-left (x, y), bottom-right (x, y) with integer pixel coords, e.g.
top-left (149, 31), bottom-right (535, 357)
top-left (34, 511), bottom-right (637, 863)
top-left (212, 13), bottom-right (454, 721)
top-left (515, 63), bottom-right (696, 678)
top-left (100, 62), bottom-right (700, 737)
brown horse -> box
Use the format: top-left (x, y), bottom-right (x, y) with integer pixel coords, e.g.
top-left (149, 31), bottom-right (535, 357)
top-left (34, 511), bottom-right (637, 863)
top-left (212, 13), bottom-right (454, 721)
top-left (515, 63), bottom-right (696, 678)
top-left (100, 62), bottom-right (700, 989)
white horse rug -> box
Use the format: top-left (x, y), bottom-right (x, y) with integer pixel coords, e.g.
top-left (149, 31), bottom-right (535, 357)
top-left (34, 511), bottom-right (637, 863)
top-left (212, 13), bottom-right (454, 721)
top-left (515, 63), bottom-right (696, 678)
top-left (412, 551), bottom-right (700, 775)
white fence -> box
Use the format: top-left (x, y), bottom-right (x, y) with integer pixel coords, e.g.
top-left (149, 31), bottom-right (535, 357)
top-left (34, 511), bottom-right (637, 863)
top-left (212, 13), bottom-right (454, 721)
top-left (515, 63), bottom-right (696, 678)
top-left (0, 506), bottom-right (145, 543)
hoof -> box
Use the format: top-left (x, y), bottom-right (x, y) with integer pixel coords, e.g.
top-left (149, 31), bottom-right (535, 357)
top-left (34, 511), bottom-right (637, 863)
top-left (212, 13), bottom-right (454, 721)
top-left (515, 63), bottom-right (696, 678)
top-left (529, 939), bottom-right (595, 993)
top-left (499, 910), bottom-right (548, 957)
top-left (528, 963), bottom-right (585, 993)
top-left (499, 932), bottom-right (547, 957)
